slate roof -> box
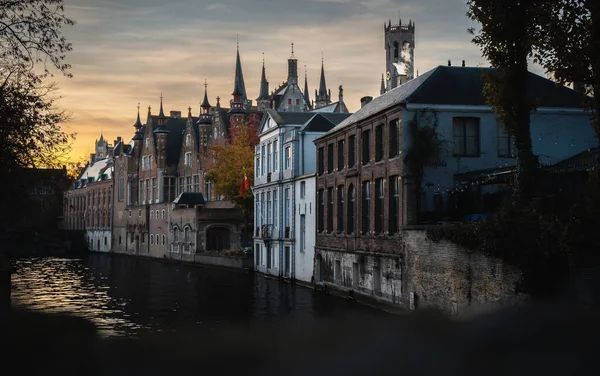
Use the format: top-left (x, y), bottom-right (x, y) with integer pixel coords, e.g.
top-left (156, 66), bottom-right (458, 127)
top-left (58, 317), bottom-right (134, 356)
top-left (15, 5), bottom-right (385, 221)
top-left (267, 110), bottom-right (315, 126)
top-left (76, 158), bottom-right (113, 187)
top-left (165, 117), bottom-right (192, 166)
top-left (323, 65), bottom-right (587, 138)
top-left (174, 192), bottom-right (205, 206)
top-left (546, 148), bottom-right (597, 174)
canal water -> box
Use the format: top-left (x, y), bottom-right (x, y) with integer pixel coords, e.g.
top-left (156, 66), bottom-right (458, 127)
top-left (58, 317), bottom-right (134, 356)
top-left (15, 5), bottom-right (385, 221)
top-left (11, 253), bottom-right (384, 338)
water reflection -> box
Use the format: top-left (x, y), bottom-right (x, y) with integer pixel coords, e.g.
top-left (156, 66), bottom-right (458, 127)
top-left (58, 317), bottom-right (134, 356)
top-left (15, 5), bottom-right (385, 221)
top-left (11, 254), bottom-right (383, 337)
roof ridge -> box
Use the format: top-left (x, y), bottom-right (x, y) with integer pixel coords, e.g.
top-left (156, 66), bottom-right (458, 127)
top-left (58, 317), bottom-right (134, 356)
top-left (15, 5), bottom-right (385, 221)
top-left (403, 66), bottom-right (442, 104)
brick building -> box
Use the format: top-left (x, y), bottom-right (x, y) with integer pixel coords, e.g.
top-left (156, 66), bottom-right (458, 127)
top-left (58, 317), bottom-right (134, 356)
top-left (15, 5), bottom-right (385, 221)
top-left (314, 65), bottom-right (594, 306)
top-left (64, 143), bottom-right (115, 252)
top-left (111, 46), bottom-right (259, 259)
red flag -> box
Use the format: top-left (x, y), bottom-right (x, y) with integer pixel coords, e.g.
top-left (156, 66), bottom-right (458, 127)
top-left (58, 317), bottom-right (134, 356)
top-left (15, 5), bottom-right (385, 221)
top-left (239, 173), bottom-right (251, 196)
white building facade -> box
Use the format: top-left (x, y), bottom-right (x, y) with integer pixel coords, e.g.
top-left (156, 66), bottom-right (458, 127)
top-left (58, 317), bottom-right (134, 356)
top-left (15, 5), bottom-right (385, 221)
top-left (253, 110), bottom-right (351, 282)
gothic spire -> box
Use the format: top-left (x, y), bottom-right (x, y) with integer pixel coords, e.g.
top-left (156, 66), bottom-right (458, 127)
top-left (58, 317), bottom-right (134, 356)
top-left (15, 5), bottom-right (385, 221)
top-left (133, 103), bottom-right (142, 129)
top-left (318, 56), bottom-right (328, 97)
top-left (303, 65), bottom-right (310, 106)
top-left (201, 79), bottom-right (211, 109)
top-left (158, 93), bottom-right (165, 118)
top-left (258, 53), bottom-right (269, 100)
top-left (232, 43), bottom-right (248, 103)
top-left (380, 73), bottom-right (386, 95)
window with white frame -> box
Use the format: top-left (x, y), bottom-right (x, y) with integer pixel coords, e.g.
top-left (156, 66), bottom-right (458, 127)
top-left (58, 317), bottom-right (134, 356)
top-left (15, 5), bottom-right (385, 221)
top-left (145, 138), bottom-right (149, 148)
top-left (300, 181), bottom-right (306, 199)
top-left (267, 143), bottom-right (272, 173)
top-left (273, 191), bottom-right (278, 229)
top-left (285, 146), bottom-right (291, 169)
top-left (186, 134), bottom-right (191, 146)
top-left (261, 145), bottom-right (266, 175)
top-left (273, 140), bottom-right (278, 171)
top-left (162, 209), bottom-right (165, 219)
top-left (185, 152), bottom-right (191, 166)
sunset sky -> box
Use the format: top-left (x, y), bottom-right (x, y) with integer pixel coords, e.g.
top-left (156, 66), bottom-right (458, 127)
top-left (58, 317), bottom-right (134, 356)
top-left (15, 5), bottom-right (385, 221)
top-left (56, 0), bottom-right (544, 161)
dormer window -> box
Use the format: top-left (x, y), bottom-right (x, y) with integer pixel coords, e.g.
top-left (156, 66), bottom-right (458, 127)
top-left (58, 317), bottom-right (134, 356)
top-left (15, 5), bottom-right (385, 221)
top-left (185, 152), bottom-right (191, 166)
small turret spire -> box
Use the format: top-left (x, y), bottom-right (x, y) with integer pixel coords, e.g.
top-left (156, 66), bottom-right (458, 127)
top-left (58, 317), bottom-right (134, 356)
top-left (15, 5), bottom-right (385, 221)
top-left (134, 102), bottom-right (143, 128)
top-left (380, 73), bottom-right (386, 95)
top-left (303, 65), bottom-right (310, 107)
top-left (318, 56), bottom-right (327, 97)
top-left (158, 93), bottom-right (165, 118)
top-left (258, 53), bottom-right (269, 100)
top-left (232, 43), bottom-right (248, 103)
top-left (201, 79), bottom-right (211, 110)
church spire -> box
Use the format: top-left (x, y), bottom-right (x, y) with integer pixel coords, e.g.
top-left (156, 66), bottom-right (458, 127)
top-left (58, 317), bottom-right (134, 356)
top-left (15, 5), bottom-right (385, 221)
top-left (318, 56), bottom-right (327, 97)
top-left (303, 65), bottom-right (311, 108)
top-left (232, 42), bottom-right (248, 104)
top-left (380, 73), bottom-right (386, 95)
top-left (258, 53), bottom-right (269, 100)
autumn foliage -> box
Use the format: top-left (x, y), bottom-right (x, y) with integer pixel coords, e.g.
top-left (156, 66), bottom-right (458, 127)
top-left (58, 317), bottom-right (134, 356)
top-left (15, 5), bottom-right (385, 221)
top-left (206, 118), bottom-right (260, 208)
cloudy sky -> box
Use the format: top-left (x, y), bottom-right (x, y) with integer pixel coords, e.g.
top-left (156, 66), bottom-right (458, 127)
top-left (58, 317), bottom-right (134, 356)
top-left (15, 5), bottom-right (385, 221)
top-left (54, 0), bottom-right (528, 160)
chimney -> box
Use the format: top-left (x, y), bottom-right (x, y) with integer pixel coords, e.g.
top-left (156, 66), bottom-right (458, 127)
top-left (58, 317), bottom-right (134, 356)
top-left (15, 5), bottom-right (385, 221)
top-left (462, 60), bottom-right (465, 67)
top-left (360, 96), bottom-right (373, 108)
top-left (90, 153), bottom-right (96, 164)
top-left (448, 60), bottom-right (451, 66)
top-left (114, 136), bottom-right (122, 146)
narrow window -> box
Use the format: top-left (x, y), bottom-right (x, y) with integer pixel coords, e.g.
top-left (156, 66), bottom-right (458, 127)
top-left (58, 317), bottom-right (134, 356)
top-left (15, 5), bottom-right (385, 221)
top-left (348, 135), bottom-right (356, 167)
top-left (185, 152), bottom-right (191, 166)
top-left (389, 176), bottom-right (400, 234)
top-left (285, 188), bottom-right (291, 237)
top-left (300, 214), bottom-right (306, 251)
top-left (327, 187), bottom-right (334, 232)
top-left (318, 189), bottom-right (325, 233)
top-left (118, 170), bottom-right (124, 201)
top-left (337, 185), bottom-right (344, 233)
top-left (285, 146), bottom-right (291, 169)
top-left (393, 41), bottom-right (399, 59)
top-left (300, 181), bottom-right (306, 199)
top-left (327, 143), bottom-right (334, 173)
top-left (318, 146), bottom-right (325, 175)
top-left (347, 184), bottom-right (355, 234)
top-left (150, 234), bottom-right (154, 245)
top-left (362, 181), bottom-right (370, 234)
top-left (375, 125), bottom-right (384, 162)
top-left (296, 98), bottom-right (300, 105)
top-left (375, 178), bottom-right (384, 234)
top-left (256, 156), bottom-right (260, 177)
top-left (288, 98), bottom-right (292, 105)
top-left (267, 192), bottom-right (272, 225)
top-left (273, 191), bottom-right (278, 229)
top-left (261, 145), bottom-right (266, 175)
top-left (362, 130), bottom-right (371, 165)
top-left (389, 120), bottom-right (399, 158)
top-left (267, 143), bottom-right (272, 173)
top-left (337, 139), bottom-right (345, 171)
top-left (186, 134), bottom-right (191, 146)
top-left (273, 140), bottom-right (278, 171)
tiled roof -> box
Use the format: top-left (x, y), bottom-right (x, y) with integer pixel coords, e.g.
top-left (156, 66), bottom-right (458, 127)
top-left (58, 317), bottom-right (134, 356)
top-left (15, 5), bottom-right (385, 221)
top-left (322, 65), bottom-right (586, 138)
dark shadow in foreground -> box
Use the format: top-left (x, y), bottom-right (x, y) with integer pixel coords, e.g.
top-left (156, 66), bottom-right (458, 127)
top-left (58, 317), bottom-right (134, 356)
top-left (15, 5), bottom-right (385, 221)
top-left (2, 302), bottom-right (599, 376)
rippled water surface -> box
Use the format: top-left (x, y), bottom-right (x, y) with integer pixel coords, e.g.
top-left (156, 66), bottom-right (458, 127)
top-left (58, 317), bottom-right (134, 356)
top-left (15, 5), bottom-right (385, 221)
top-left (11, 254), bottom-right (383, 337)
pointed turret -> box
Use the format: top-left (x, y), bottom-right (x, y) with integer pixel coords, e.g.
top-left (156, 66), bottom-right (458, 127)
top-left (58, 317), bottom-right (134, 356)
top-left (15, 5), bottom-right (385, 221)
top-left (158, 93), bottom-right (165, 118)
top-left (303, 65), bottom-right (311, 109)
top-left (232, 43), bottom-right (248, 104)
top-left (133, 103), bottom-right (143, 130)
top-left (380, 73), bottom-right (386, 95)
top-left (256, 54), bottom-right (271, 111)
top-left (315, 56), bottom-right (331, 109)
top-left (199, 80), bottom-right (213, 125)
top-left (287, 42), bottom-right (298, 85)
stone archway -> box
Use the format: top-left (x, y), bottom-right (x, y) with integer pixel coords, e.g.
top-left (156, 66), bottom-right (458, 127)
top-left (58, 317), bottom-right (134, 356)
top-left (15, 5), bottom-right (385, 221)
top-left (206, 227), bottom-right (231, 252)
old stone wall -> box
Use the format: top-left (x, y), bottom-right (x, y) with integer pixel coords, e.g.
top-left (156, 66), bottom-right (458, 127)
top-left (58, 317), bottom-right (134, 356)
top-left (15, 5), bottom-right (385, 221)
top-left (315, 229), bottom-right (524, 314)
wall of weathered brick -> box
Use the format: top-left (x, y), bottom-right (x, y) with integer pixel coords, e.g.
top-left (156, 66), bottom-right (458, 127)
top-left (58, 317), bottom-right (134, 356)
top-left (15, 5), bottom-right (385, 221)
top-left (316, 229), bottom-right (524, 314)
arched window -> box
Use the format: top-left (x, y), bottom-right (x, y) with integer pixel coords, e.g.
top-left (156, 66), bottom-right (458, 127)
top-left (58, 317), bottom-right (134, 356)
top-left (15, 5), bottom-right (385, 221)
top-left (162, 235), bottom-right (166, 246)
top-left (184, 226), bottom-right (191, 243)
top-left (173, 227), bottom-right (180, 242)
top-left (393, 41), bottom-right (399, 59)
top-left (150, 210), bottom-right (153, 219)
top-left (186, 134), bottom-right (191, 146)
top-left (347, 184), bottom-right (355, 234)
top-left (162, 209), bottom-right (165, 219)
top-left (150, 234), bottom-right (154, 244)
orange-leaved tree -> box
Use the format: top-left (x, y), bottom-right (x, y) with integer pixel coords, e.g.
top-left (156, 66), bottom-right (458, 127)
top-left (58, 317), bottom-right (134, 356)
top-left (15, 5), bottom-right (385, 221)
top-left (206, 119), bottom-right (260, 245)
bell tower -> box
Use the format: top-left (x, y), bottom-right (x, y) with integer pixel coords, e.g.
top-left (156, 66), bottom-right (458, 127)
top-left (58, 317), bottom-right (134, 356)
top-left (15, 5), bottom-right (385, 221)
top-left (383, 17), bottom-right (415, 92)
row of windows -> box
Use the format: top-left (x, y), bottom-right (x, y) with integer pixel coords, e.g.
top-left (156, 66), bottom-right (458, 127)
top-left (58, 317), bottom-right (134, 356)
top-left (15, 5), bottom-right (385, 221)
top-left (255, 140), bottom-right (293, 177)
top-left (317, 177), bottom-right (401, 235)
top-left (318, 120), bottom-right (400, 175)
top-left (149, 234), bottom-right (166, 246)
top-left (317, 117), bottom-right (515, 176)
top-left (141, 155), bottom-right (153, 171)
top-left (149, 210), bottom-right (166, 220)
